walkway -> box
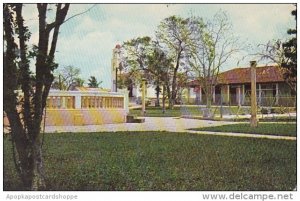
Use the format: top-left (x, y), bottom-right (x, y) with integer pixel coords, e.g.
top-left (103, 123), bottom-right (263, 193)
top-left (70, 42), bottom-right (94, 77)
top-left (45, 117), bottom-right (296, 141)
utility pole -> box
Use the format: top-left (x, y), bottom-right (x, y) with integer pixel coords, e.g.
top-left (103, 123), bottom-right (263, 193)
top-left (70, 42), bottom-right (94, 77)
top-left (250, 61), bottom-right (258, 127)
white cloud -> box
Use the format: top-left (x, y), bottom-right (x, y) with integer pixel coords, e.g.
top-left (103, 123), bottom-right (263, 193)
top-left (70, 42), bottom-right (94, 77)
top-left (18, 3), bottom-right (295, 88)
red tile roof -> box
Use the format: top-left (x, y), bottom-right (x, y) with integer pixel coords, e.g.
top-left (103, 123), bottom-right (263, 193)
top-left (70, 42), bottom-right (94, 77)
top-left (189, 66), bottom-right (286, 86)
top-left (218, 66), bottom-right (285, 84)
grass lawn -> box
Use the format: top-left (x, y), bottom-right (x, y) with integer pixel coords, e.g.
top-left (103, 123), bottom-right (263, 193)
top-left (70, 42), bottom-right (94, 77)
top-left (4, 132), bottom-right (296, 191)
top-left (190, 123), bottom-right (297, 136)
top-left (129, 106), bottom-right (236, 117)
top-left (130, 106), bottom-right (296, 118)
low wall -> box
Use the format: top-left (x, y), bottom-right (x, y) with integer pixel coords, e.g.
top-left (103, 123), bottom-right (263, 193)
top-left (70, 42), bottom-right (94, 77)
top-left (44, 90), bottom-right (129, 126)
top-left (4, 89), bottom-right (129, 128)
top-left (44, 108), bottom-right (127, 126)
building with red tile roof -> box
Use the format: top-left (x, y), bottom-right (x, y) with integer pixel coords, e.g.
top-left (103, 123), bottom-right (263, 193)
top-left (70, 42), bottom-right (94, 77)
top-left (187, 65), bottom-right (295, 107)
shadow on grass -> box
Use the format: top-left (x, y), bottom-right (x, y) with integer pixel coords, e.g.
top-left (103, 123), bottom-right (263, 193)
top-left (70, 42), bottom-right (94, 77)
top-left (4, 131), bottom-right (296, 191)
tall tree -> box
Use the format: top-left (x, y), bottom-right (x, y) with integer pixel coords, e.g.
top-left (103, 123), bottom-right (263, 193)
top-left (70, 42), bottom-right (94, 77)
top-left (256, 7), bottom-right (296, 94)
top-left (122, 37), bottom-right (172, 109)
top-left (187, 12), bottom-right (239, 112)
top-left (122, 36), bottom-right (152, 78)
top-left (156, 16), bottom-right (194, 109)
top-left (53, 65), bottom-right (81, 90)
top-left (282, 7), bottom-right (297, 93)
top-left (147, 42), bottom-right (173, 109)
top-left (88, 76), bottom-right (102, 87)
top-left (4, 3), bottom-right (69, 190)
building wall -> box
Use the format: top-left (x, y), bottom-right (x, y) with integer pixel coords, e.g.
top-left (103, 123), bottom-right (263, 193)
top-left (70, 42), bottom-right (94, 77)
top-left (132, 85), bottom-right (163, 99)
top-left (186, 82), bottom-right (295, 107)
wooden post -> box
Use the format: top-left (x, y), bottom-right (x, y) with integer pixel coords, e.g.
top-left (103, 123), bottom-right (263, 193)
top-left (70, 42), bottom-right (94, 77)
top-left (250, 61), bottom-right (258, 127)
top-left (141, 78), bottom-right (146, 116)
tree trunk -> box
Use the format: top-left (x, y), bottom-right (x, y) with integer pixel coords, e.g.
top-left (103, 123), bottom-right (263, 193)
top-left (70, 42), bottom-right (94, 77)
top-left (6, 110), bottom-right (33, 189)
top-left (166, 85), bottom-right (172, 109)
top-left (169, 49), bottom-right (182, 109)
top-left (162, 85), bottom-right (166, 113)
top-left (31, 135), bottom-right (46, 190)
top-left (155, 85), bottom-right (160, 107)
top-left (204, 86), bottom-right (213, 118)
top-left (4, 3), bottom-right (70, 190)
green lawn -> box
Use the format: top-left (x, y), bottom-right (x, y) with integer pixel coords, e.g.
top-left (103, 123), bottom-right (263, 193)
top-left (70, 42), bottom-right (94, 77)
top-left (190, 123), bottom-right (297, 136)
top-left (129, 106), bottom-right (240, 117)
top-left (4, 132), bottom-right (296, 191)
top-left (130, 106), bottom-right (296, 118)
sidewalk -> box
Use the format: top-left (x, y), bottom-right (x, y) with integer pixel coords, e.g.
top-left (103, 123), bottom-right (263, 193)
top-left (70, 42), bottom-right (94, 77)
top-left (44, 117), bottom-right (296, 141)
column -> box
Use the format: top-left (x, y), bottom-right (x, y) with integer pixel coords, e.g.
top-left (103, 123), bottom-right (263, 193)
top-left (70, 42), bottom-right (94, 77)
top-left (212, 86), bottom-right (216, 104)
top-left (225, 85), bottom-right (230, 104)
top-left (187, 87), bottom-right (190, 104)
top-left (241, 84), bottom-right (245, 105)
top-left (124, 90), bottom-right (129, 113)
top-left (48, 97), bottom-right (53, 108)
top-left (236, 86), bottom-right (241, 106)
top-left (62, 97), bottom-right (66, 109)
top-left (75, 95), bottom-right (81, 109)
top-left (275, 83), bottom-right (279, 105)
top-left (141, 78), bottom-right (146, 115)
top-left (258, 84), bottom-right (262, 106)
top-left (250, 61), bottom-right (258, 127)
top-left (199, 86), bottom-right (202, 103)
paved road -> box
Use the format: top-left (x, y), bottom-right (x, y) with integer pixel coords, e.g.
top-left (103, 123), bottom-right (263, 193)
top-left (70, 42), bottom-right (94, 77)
top-left (45, 117), bottom-right (236, 133)
top-left (45, 117), bottom-right (296, 141)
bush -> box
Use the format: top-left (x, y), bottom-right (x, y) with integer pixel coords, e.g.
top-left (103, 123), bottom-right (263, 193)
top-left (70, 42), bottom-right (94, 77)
top-left (274, 107), bottom-right (288, 114)
top-left (260, 108), bottom-right (269, 114)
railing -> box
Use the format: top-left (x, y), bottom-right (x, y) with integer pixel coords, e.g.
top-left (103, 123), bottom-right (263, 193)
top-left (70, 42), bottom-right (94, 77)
top-left (183, 94), bottom-right (296, 107)
top-left (81, 96), bottom-right (124, 109)
top-left (46, 90), bottom-right (128, 111)
top-left (47, 96), bottom-right (75, 109)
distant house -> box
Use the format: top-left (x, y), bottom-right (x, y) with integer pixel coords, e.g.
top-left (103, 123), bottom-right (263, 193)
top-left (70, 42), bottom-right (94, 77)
top-left (187, 65), bottom-right (296, 107)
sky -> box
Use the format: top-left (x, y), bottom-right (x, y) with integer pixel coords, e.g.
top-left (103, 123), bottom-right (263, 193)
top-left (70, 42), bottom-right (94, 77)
top-left (21, 3), bottom-right (295, 89)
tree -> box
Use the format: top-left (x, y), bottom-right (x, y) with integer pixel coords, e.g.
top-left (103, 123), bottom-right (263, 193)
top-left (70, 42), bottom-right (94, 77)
top-left (187, 12), bottom-right (240, 111)
top-left (121, 37), bottom-right (156, 97)
top-left (88, 76), bottom-right (102, 87)
top-left (74, 77), bottom-right (85, 87)
top-left (122, 36), bottom-right (153, 79)
top-left (122, 37), bottom-right (172, 110)
top-left (282, 7), bottom-right (297, 93)
top-left (156, 16), bottom-right (194, 109)
top-left (146, 42), bottom-right (173, 110)
top-left (256, 7), bottom-right (296, 94)
top-left (4, 3), bottom-right (69, 190)
top-left (53, 65), bottom-right (82, 90)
